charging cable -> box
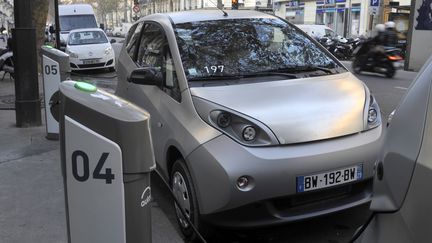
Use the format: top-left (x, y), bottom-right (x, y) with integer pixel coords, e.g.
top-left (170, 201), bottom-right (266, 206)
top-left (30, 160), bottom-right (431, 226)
top-left (349, 212), bottom-right (376, 243)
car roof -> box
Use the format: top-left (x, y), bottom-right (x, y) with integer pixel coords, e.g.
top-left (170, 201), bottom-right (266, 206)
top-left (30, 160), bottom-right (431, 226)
top-left (163, 10), bottom-right (277, 24)
top-left (69, 28), bottom-right (105, 33)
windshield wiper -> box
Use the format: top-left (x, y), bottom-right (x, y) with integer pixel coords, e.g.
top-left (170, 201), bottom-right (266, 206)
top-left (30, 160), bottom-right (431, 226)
top-left (188, 75), bottom-right (242, 81)
top-left (241, 71), bottom-right (299, 79)
top-left (295, 66), bottom-right (339, 74)
top-left (188, 72), bottom-right (299, 81)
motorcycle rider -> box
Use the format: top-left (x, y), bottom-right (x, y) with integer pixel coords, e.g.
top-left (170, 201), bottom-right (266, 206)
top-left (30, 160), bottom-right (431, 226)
top-left (384, 21), bottom-right (398, 47)
top-left (358, 24), bottom-right (386, 65)
top-left (372, 24), bottom-right (386, 46)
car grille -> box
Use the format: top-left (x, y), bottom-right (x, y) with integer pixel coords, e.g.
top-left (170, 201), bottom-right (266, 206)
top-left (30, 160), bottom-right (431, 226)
top-left (77, 63), bottom-right (106, 68)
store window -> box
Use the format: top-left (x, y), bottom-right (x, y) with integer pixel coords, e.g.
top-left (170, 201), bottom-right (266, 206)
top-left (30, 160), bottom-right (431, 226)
top-left (351, 3), bottom-right (361, 36)
top-left (336, 5), bottom-right (345, 36)
top-left (286, 1), bottom-right (304, 24)
top-left (316, 8), bottom-right (324, 24)
top-left (325, 10), bottom-right (335, 30)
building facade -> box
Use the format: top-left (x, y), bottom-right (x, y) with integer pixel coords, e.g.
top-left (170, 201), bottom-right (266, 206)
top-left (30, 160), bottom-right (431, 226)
top-left (273, 0), bottom-right (377, 37)
top-left (137, 0), bottom-right (409, 37)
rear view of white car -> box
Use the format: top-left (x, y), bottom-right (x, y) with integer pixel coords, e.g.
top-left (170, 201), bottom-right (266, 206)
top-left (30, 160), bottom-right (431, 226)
top-left (66, 28), bottom-right (115, 71)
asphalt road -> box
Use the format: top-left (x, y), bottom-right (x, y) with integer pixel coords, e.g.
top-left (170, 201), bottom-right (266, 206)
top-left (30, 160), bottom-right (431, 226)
top-left (72, 63), bottom-right (418, 243)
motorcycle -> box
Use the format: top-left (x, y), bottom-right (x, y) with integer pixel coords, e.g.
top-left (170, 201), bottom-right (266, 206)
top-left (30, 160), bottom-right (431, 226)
top-left (346, 37), bottom-right (364, 51)
top-left (352, 40), bottom-right (404, 78)
top-left (318, 36), bottom-right (353, 60)
top-left (0, 37), bottom-right (14, 80)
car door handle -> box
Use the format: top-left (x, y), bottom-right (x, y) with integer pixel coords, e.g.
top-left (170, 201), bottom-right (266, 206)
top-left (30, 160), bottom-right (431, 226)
top-left (157, 122), bottom-right (163, 128)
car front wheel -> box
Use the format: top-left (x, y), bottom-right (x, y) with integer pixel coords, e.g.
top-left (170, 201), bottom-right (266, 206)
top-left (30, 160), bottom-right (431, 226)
top-left (171, 159), bottom-right (210, 240)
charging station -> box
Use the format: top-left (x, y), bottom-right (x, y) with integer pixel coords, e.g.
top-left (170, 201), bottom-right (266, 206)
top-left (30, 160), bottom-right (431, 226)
top-left (59, 80), bottom-right (155, 243)
top-left (41, 45), bottom-right (70, 140)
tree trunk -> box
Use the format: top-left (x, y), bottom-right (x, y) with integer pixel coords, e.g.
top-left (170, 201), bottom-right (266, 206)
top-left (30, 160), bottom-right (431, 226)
top-left (32, 0), bottom-right (50, 71)
top-left (124, 0), bottom-right (128, 22)
top-left (217, 0), bottom-right (223, 9)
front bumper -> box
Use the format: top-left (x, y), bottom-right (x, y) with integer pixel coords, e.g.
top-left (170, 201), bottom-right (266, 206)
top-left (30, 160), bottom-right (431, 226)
top-left (186, 125), bottom-right (383, 228)
top-left (70, 56), bottom-right (115, 70)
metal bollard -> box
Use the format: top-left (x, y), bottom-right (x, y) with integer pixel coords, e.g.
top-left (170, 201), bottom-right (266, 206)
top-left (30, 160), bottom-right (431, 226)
top-left (41, 45), bottom-right (70, 140)
top-left (59, 80), bottom-right (155, 243)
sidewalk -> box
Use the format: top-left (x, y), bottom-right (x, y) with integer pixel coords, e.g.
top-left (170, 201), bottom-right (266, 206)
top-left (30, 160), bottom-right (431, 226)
top-left (0, 77), bottom-right (183, 242)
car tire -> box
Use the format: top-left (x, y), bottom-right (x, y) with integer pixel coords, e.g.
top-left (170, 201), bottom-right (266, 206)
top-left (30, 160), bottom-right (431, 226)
top-left (170, 159), bottom-right (211, 241)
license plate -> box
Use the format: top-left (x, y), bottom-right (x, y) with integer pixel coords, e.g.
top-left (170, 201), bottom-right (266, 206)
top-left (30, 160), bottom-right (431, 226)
top-left (296, 165), bottom-right (363, 193)
top-left (83, 59), bottom-right (99, 64)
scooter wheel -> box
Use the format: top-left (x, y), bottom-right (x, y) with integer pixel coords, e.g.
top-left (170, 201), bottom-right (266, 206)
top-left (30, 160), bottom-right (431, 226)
top-left (352, 59), bottom-right (362, 74)
top-left (385, 64), bottom-right (396, 78)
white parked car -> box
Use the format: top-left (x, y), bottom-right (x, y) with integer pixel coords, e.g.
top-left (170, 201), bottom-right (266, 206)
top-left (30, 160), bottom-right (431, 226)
top-left (112, 23), bottom-right (132, 37)
top-left (296, 24), bottom-right (349, 43)
top-left (66, 28), bottom-right (116, 71)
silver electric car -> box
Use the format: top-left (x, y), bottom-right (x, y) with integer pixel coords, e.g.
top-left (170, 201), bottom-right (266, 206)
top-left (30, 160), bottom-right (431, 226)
top-left (354, 56), bottom-right (432, 243)
top-left (115, 10), bottom-right (383, 238)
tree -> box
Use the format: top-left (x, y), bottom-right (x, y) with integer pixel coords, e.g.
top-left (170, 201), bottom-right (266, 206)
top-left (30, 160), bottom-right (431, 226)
top-left (92, 0), bottom-right (119, 27)
top-left (32, 0), bottom-right (50, 70)
top-left (415, 0), bottom-right (432, 30)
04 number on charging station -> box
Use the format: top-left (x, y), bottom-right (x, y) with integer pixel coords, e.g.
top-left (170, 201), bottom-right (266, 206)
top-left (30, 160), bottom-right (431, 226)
top-left (71, 150), bottom-right (115, 184)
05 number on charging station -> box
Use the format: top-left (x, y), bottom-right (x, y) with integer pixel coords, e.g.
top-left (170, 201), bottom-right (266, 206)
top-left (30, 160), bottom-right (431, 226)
top-left (44, 64), bottom-right (58, 75)
top-left (71, 150), bottom-right (115, 184)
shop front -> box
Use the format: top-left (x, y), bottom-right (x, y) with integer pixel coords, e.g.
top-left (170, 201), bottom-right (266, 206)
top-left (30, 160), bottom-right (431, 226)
top-left (285, 1), bottom-right (305, 24)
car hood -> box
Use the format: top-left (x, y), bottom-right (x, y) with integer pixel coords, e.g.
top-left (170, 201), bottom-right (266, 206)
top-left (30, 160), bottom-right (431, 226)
top-left (67, 43), bottom-right (111, 59)
top-left (190, 72), bottom-right (367, 145)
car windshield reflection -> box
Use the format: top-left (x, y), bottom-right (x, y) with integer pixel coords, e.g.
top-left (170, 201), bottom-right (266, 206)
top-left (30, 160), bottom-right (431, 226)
top-left (174, 18), bottom-right (344, 82)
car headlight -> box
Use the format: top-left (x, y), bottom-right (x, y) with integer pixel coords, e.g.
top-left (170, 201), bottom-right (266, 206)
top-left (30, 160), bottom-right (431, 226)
top-left (193, 97), bottom-right (279, 146)
top-left (66, 50), bottom-right (78, 58)
top-left (366, 95), bottom-right (381, 130)
top-left (104, 47), bottom-right (112, 55)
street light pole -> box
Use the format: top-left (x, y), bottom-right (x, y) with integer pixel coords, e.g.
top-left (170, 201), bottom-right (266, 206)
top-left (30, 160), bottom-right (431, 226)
top-left (12, 0), bottom-right (41, 127)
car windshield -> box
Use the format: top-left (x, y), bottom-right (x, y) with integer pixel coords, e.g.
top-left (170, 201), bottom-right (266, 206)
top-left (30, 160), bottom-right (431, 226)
top-left (60, 15), bottom-right (97, 32)
top-left (174, 18), bottom-right (343, 81)
top-left (68, 30), bottom-right (108, 45)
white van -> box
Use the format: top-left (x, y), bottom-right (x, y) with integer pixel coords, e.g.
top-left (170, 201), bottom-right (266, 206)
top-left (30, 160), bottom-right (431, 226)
top-left (59, 4), bottom-right (98, 46)
top-left (296, 24), bottom-right (336, 39)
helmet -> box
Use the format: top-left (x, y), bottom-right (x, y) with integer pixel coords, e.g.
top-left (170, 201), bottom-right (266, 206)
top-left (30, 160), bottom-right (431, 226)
top-left (385, 21), bottom-right (396, 29)
top-left (375, 24), bottom-right (385, 32)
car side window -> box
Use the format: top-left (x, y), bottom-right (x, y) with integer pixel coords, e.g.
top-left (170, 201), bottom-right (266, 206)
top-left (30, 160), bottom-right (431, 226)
top-left (126, 22), bottom-right (144, 60)
top-left (136, 23), bottom-right (181, 102)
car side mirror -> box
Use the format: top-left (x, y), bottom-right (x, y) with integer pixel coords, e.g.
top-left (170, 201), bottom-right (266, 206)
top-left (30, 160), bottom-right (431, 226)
top-left (110, 39), bottom-right (116, 44)
top-left (100, 23), bottom-right (105, 30)
top-left (128, 67), bottom-right (163, 86)
top-left (49, 26), bottom-right (55, 34)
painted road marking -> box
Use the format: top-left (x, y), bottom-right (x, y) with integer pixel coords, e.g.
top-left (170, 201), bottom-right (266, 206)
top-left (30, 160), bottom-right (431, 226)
top-left (395, 86), bottom-right (408, 90)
